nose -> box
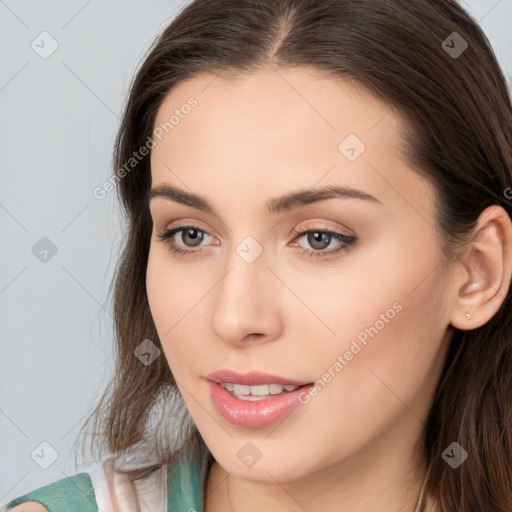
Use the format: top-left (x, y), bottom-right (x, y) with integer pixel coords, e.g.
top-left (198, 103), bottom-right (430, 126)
top-left (210, 247), bottom-right (283, 346)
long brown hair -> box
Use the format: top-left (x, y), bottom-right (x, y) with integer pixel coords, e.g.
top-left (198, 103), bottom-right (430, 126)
top-left (77, 1), bottom-right (512, 509)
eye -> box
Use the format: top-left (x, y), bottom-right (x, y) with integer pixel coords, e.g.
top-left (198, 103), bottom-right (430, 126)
top-left (155, 223), bottom-right (357, 260)
top-left (291, 224), bottom-right (357, 260)
top-left (155, 225), bottom-right (213, 258)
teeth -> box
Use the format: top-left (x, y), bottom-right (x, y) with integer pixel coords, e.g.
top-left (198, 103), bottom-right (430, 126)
top-left (234, 384), bottom-right (251, 395)
top-left (220, 382), bottom-right (300, 399)
top-left (270, 384), bottom-right (283, 394)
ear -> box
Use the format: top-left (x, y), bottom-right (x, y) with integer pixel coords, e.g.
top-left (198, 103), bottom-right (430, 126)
top-left (450, 205), bottom-right (512, 330)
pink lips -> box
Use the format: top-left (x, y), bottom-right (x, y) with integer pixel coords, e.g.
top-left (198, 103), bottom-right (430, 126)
top-left (206, 369), bottom-right (313, 429)
top-left (206, 369), bottom-right (312, 387)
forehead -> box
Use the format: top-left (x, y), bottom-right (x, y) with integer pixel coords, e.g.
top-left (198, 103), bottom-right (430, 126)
top-left (152, 66), bottom-right (403, 148)
top-left (149, 66), bottom-right (435, 221)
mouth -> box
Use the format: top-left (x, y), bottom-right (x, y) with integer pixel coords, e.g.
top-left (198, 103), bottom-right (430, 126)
top-left (207, 378), bottom-right (315, 429)
top-left (217, 382), bottom-right (308, 401)
top-left (206, 369), bottom-right (312, 388)
top-left (206, 369), bottom-right (314, 428)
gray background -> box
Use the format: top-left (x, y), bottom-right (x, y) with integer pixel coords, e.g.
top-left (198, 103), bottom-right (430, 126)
top-left (0, 0), bottom-right (511, 505)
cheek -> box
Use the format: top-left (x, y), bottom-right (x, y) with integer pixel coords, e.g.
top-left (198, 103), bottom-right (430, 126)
top-left (146, 222), bottom-right (447, 391)
top-left (279, 220), bottom-right (443, 359)
top-left (301, 233), bottom-right (448, 438)
top-left (146, 248), bottom-right (209, 377)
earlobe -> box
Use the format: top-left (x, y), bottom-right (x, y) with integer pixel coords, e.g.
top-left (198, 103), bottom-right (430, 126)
top-left (450, 205), bottom-right (512, 331)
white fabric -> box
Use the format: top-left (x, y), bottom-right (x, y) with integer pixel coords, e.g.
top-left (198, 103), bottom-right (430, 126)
top-left (85, 459), bottom-right (168, 512)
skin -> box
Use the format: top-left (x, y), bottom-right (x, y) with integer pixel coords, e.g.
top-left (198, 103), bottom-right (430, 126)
top-left (142, 66), bottom-right (512, 512)
top-left (11, 68), bottom-right (512, 512)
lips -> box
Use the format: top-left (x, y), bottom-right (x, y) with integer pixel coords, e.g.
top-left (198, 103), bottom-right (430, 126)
top-left (206, 369), bottom-right (312, 387)
top-left (208, 380), bottom-right (314, 428)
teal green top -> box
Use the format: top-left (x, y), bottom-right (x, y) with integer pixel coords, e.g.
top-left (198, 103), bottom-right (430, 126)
top-left (5, 447), bottom-right (212, 511)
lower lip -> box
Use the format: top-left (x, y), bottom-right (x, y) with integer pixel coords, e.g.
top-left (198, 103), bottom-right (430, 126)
top-left (208, 381), bottom-right (313, 429)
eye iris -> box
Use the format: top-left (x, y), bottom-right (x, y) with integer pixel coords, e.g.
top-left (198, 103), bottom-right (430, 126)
top-left (183, 228), bottom-right (204, 247)
top-left (308, 231), bottom-right (330, 250)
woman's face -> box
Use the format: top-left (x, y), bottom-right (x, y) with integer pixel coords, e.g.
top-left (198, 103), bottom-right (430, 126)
top-left (146, 67), bottom-right (453, 484)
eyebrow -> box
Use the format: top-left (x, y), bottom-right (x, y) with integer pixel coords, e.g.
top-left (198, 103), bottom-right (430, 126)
top-left (144, 183), bottom-right (383, 215)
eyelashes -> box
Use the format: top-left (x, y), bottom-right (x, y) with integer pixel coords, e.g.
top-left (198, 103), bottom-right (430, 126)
top-left (155, 224), bottom-right (357, 261)
top-left (291, 225), bottom-right (356, 260)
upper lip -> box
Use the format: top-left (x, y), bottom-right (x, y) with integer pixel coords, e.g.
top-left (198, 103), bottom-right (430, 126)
top-left (207, 369), bottom-right (312, 386)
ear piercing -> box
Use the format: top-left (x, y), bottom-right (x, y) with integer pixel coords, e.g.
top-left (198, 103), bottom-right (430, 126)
top-left (465, 283), bottom-right (479, 320)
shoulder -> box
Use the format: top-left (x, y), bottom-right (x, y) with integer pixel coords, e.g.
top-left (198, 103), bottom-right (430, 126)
top-left (4, 457), bottom-right (171, 512)
top-left (4, 471), bottom-right (97, 512)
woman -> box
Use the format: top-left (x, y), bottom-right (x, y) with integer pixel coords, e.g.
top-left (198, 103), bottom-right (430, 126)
top-left (6, 0), bottom-right (512, 510)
